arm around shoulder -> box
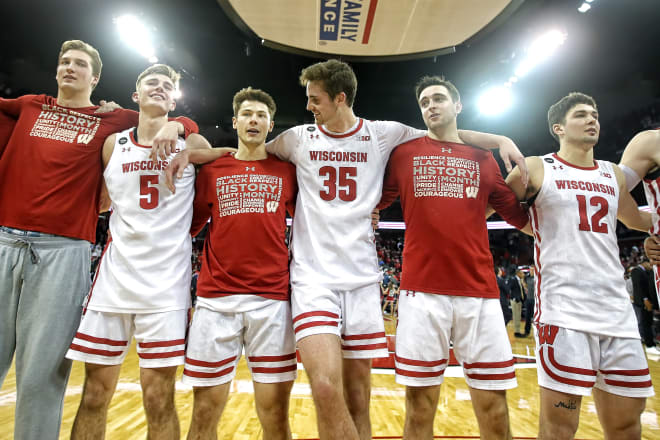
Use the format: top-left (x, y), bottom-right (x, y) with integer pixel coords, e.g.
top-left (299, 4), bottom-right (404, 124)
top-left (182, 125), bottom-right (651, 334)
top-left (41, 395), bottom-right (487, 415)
top-left (613, 163), bottom-right (652, 232)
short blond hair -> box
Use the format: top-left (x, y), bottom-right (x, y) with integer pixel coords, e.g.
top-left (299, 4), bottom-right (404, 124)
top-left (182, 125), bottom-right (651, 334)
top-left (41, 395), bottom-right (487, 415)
top-left (58, 40), bottom-right (103, 89)
top-left (135, 64), bottom-right (181, 91)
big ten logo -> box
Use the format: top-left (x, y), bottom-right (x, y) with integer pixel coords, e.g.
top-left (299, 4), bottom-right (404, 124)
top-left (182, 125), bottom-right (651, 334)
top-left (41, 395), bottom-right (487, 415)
top-left (357, 135), bottom-right (370, 141)
top-left (265, 201), bottom-right (279, 213)
top-left (537, 324), bottom-right (559, 345)
top-left (600, 171), bottom-right (612, 179)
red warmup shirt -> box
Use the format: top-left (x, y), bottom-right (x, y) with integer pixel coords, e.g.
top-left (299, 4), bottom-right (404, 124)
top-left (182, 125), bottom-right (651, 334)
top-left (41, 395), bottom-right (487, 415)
top-left (0, 111), bottom-right (15, 158)
top-left (378, 137), bottom-right (529, 299)
top-left (0, 95), bottom-right (198, 242)
top-left (192, 153), bottom-right (297, 301)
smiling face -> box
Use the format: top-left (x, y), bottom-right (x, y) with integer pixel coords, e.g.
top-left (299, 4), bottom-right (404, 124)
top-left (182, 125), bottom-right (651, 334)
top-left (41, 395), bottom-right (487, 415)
top-left (554, 103), bottom-right (600, 146)
top-left (132, 73), bottom-right (177, 114)
top-left (232, 100), bottom-right (274, 147)
top-left (417, 85), bottom-right (462, 131)
top-left (305, 80), bottom-right (342, 126)
top-left (56, 49), bottom-right (98, 96)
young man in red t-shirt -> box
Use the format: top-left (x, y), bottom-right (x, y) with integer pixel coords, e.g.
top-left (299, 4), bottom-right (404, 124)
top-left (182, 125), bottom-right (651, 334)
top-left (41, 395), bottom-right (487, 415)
top-left (378, 76), bottom-right (529, 440)
top-left (0, 40), bottom-right (197, 440)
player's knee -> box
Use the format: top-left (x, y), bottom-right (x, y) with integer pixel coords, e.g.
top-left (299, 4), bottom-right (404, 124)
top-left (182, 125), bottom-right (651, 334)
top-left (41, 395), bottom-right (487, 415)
top-left (309, 376), bottom-right (342, 407)
top-left (80, 378), bottom-right (114, 410)
top-left (257, 400), bottom-right (290, 432)
top-left (605, 417), bottom-right (642, 440)
top-left (405, 390), bottom-right (437, 424)
top-left (142, 381), bottom-right (174, 418)
top-left (539, 419), bottom-right (578, 440)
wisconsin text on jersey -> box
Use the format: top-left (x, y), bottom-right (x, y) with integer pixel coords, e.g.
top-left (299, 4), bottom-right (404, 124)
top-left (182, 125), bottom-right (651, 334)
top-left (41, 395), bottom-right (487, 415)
top-left (554, 179), bottom-right (616, 196)
top-left (121, 160), bottom-right (170, 172)
top-left (309, 150), bottom-right (368, 162)
top-left (30, 104), bottom-right (100, 144)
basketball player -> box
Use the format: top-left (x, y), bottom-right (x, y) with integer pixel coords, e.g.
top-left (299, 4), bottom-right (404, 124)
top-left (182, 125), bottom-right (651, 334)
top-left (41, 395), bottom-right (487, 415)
top-left (65, 64), bottom-right (197, 440)
top-left (619, 130), bottom-right (660, 289)
top-left (505, 92), bottom-right (653, 440)
top-left (167, 59), bottom-right (527, 440)
top-left (377, 76), bottom-right (529, 440)
top-left (0, 40), bottom-right (197, 440)
top-left (182, 87), bottom-right (297, 440)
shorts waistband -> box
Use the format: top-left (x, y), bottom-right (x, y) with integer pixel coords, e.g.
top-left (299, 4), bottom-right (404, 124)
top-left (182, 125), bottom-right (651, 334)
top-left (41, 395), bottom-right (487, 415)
top-left (0, 225), bottom-right (59, 237)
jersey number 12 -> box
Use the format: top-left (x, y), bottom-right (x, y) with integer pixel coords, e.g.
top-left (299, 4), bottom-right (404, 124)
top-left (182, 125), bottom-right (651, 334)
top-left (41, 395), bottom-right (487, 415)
top-left (577, 195), bottom-right (608, 234)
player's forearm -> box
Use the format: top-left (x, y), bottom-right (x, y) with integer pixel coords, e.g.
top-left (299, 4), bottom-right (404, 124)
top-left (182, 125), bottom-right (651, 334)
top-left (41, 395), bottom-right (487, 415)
top-left (457, 130), bottom-right (508, 150)
top-left (187, 147), bottom-right (236, 164)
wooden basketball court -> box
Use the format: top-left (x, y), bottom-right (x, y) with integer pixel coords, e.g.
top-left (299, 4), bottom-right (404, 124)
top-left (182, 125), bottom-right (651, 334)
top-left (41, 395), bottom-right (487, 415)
top-left (2, 316), bottom-right (659, 439)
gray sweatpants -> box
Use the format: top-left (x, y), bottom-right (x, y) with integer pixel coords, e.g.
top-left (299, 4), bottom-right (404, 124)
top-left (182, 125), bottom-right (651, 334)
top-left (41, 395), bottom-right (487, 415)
top-left (0, 228), bottom-right (90, 440)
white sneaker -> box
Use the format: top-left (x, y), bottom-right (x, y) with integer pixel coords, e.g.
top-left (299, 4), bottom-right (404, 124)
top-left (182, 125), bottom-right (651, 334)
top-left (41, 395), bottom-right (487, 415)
top-left (645, 346), bottom-right (660, 356)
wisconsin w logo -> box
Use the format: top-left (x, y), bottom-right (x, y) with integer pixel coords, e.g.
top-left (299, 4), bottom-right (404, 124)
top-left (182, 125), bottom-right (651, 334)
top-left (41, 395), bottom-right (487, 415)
top-left (77, 133), bottom-right (94, 144)
top-left (266, 201), bottom-right (279, 212)
top-left (465, 186), bottom-right (479, 198)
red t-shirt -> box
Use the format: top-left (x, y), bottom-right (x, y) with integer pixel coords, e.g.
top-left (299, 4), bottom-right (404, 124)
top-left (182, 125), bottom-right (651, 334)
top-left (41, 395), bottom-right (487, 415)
top-left (0, 95), bottom-right (198, 242)
top-left (192, 153), bottom-right (297, 300)
top-left (0, 111), bottom-right (15, 159)
top-left (378, 137), bottom-right (528, 298)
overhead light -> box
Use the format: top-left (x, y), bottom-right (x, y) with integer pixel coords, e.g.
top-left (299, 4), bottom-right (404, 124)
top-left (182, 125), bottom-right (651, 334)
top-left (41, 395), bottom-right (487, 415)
top-left (578, 3), bottom-right (591, 13)
top-left (115, 15), bottom-right (158, 62)
top-left (172, 89), bottom-right (182, 100)
top-left (515, 30), bottom-right (567, 77)
top-left (478, 86), bottom-right (513, 116)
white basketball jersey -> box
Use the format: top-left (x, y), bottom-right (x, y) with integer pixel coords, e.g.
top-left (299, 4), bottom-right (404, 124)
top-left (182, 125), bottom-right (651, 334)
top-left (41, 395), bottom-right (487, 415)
top-left (643, 168), bottom-right (660, 235)
top-left (87, 128), bottom-right (195, 313)
top-left (268, 119), bottom-right (423, 289)
top-left (529, 153), bottom-right (637, 338)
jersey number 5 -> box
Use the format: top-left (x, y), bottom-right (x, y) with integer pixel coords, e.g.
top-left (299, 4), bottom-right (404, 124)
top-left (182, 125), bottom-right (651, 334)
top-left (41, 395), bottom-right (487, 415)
top-left (139, 175), bottom-right (159, 210)
top-left (319, 166), bottom-right (357, 201)
top-left (577, 195), bottom-right (608, 234)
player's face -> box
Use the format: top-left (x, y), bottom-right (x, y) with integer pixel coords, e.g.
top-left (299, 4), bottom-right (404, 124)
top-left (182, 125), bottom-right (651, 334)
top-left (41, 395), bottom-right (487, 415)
top-left (232, 100), bottom-right (274, 146)
top-left (132, 74), bottom-right (177, 114)
top-left (306, 81), bottom-right (340, 125)
top-left (418, 85), bottom-right (461, 131)
top-left (56, 50), bottom-right (98, 94)
top-left (556, 103), bottom-right (600, 146)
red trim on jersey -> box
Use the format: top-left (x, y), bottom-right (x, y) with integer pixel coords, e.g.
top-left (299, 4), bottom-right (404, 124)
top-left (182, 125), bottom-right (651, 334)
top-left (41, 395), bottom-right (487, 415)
top-left (600, 368), bottom-right (650, 376)
top-left (293, 311), bottom-right (339, 323)
top-left (465, 371), bottom-right (516, 381)
top-left (251, 364), bottom-right (298, 374)
top-left (185, 355), bottom-right (237, 368)
top-left (463, 359), bottom-right (515, 369)
top-left (362, 0), bottom-right (379, 44)
top-left (552, 153), bottom-right (598, 170)
top-left (183, 366), bottom-right (234, 378)
top-left (341, 342), bottom-right (388, 351)
top-left (547, 346), bottom-right (597, 376)
top-left (539, 346), bottom-right (596, 388)
top-left (248, 353), bottom-right (297, 362)
top-left (69, 343), bottom-right (124, 357)
top-left (74, 332), bottom-right (128, 347)
top-left (138, 350), bottom-right (185, 359)
top-left (603, 378), bottom-right (653, 388)
top-left (395, 355), bottom-right (447, 367)
top-left (342, 332), bottom-right (386, 341)
top-left (84, 237), bottom-right (113, 314)
top-left (294, 320), bottom-right (339, 333)
top-left (530, 205), bottom-right (543, 323)
top-left (139, 339), bottom-right (185, 348)
top-left (129, 130), bottom-right (154, 150)
top-left (317, 118), bottom-right (364, 138)
top-left (395, 367), bottom-right (446, 378)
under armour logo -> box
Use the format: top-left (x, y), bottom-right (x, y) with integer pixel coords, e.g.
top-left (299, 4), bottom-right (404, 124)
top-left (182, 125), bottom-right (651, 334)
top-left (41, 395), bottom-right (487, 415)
top-left (245, 166), bottom-right (255, 171)
top-left (265, 201), bottom-right (279, 213)
top-left (441, 147), bottom-right (452, 153)
top-left (310, 134), bottom-right (319, 139)
top-left (122, 147), bottom-right (131, 152)
top-left (406, 291), bottom-right (416, 297)
top-left (552, 165), bottom-right (564, 170)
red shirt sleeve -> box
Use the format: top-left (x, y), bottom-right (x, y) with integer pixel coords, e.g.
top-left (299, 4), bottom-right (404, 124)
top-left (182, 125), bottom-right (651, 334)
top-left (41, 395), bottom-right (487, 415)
top-left (191, 165), bottom-right (212, 236)
top-left (377, 155), bottom-right (399, 210)
top-left (487, 155), bottom-right (529, 229)
top-left (0, 95), bottom-right (31, 117)
top-left (0, 111), bottom-right (16, 158)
